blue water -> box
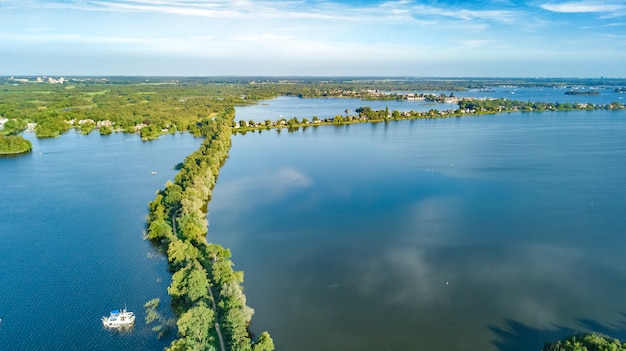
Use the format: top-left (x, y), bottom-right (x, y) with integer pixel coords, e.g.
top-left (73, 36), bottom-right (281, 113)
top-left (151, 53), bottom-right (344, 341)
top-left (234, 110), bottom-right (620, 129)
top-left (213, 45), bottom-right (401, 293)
top-left (235, 95), bottom-right (458, 122)
top-left (210, 108), bottom-right (626, 351)
top-left (1, 97), bottom-right (626, 351)
top-left (450, 86), bottom-right (624, 105)
top-left (235, 86), bottom-right (624, 122)
top-left (0, 131), bottom-right (203, 350)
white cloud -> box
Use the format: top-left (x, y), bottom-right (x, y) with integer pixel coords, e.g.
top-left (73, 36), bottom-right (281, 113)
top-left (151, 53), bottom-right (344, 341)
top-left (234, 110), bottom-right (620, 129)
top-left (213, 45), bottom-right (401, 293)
top-left (1, 0), bottom-right (623, 76)
top-left (540, 1), bottom-right (626, 13)
top-left (232, 33), bottom-right (293, 43)
top-left (459, 39), bottom-right (494, 49)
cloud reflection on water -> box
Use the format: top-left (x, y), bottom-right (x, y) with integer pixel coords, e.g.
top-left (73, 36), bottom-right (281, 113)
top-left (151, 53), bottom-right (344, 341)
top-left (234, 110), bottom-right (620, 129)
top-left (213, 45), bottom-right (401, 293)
top-left (211, 166), bottom-right (312, 212)
top-left (349, 231), bottom-right (625, 349)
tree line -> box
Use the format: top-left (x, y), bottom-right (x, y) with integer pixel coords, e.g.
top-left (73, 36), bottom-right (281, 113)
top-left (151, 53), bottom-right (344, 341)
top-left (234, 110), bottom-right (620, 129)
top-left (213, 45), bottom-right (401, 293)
top-left (145, 107), bottom-right (274, 351)
top-left (232, 96), bottom-right (626, 136)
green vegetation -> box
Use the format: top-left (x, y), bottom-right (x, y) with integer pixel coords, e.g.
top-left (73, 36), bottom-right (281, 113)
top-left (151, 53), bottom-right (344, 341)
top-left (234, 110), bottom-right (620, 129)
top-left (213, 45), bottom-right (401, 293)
top-left (233, 96), bottom-right (625, 135)
top-left (3, 76), bottom-right (626, 349)
top-left (564, 90), bottom-right (601, 96)
top-left (0, 117), bottom-right (27, 135)
top-left (2, 77), bottom-right (624, 140)
top-left (455, 97), bottom-right (613, 113)
top-left (544, 333), bottom-right (626, 351)
top-left (145, 107), bottom-right (273, 351)
top-left (0, 78), bottom-right (260, 139)
top-left (0, 134), bottom-right (32, 154)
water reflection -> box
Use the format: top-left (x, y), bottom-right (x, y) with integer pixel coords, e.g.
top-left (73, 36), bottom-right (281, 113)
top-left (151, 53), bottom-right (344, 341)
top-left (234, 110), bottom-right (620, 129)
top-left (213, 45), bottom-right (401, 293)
top-left (211, 167), bottom-right (312, 212)
top-left (0, 131), bottom-right (201, 350)
top-left (210, 111), bottom-right (626, 351)
top-left (491, 317), bottom-right (626, 351)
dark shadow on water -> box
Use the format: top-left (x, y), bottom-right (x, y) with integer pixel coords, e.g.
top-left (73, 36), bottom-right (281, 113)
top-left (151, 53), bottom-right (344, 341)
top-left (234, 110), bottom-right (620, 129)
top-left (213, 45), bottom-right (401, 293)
top-left (490, 315), bottom-right (626, 351)
top-left (576, 315), bottom-right (626, 340)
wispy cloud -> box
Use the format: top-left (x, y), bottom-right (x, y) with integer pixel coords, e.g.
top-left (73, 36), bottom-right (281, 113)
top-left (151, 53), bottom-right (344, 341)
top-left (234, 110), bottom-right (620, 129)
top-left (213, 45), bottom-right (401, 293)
top-left (16, 0), bottom-right (345, 20)
top-left (400, 3), bottom-right (521, 23)
top-left (2, 0), bottom-right (525, 24)
top-left (459, 39), bottom-right (494, 48)
top-left (540, 1), bottom-right (626, 13)
top-left (1, 0), bottom-right (623, 76)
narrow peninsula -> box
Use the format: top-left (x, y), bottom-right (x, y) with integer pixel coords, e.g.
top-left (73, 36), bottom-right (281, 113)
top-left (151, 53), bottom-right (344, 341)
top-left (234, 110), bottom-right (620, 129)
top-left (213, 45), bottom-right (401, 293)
top-left (145, 107), bottom-right (274, 351)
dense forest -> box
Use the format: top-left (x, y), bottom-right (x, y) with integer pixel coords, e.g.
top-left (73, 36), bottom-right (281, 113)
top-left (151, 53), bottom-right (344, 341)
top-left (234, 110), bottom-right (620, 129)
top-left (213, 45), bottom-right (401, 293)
top-left (2, 76), bottom-right (626, 350)
top-left (0, 134), bottom-right (32, 154)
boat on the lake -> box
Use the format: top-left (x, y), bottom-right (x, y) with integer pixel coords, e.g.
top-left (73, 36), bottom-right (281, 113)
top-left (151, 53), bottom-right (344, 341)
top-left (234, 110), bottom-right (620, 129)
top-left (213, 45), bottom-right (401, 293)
top-left (102, 307), bottom-right (135, 328)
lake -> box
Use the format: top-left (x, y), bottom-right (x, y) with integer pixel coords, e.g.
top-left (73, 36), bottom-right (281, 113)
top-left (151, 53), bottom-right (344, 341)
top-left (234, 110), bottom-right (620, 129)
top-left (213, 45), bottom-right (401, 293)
top-left (235, 86), bottom-right (624, 122)
top-left (210, 107), bottom-right (626, 350)
top-left (1, 95), bottom-right (625, 351)
top-left (0, 131), bottom-right (203, 350)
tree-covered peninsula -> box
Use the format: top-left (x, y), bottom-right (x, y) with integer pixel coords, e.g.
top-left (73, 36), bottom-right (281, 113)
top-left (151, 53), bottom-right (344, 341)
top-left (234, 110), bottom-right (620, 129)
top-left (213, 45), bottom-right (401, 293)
top-left (0, 134), bottom-right (32, 154)
top-left (145, 107), bottom-right (274, 351)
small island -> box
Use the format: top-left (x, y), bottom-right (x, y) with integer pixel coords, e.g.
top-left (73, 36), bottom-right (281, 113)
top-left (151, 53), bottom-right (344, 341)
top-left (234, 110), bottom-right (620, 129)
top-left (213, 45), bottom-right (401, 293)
top-left (0, 134), bottom-right (32, 155)
top-left (564, 90), bottom-right (600, 96)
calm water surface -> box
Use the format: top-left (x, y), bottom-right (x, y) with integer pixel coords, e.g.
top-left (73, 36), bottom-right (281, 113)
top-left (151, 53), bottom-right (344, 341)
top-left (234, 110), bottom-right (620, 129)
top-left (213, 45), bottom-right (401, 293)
top-left (236, 95), bottom-right (458, 122)
top-left (0, 131), bottom-right (203, 350)
top-left (2, 102), bottom-right (626, 351)
top-left (210, 109), bottom-right (626, 351)
top-left (236, 87), bottom-right (624, 122)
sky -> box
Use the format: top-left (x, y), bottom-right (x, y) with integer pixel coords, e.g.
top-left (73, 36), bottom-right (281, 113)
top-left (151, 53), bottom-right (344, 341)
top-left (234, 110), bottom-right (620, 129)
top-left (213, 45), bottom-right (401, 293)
top-left (0, 0), bottom-right (625, 77)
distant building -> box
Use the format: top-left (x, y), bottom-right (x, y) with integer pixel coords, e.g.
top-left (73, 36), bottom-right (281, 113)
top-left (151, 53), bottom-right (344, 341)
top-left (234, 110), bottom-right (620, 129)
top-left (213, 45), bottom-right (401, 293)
top-left (48, 77), bottom-right (66, 84)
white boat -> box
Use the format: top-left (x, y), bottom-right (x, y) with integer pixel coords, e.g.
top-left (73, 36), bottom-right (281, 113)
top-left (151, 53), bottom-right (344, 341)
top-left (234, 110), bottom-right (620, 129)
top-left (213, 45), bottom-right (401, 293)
top-left (102, 307), bottom-right (135, 328)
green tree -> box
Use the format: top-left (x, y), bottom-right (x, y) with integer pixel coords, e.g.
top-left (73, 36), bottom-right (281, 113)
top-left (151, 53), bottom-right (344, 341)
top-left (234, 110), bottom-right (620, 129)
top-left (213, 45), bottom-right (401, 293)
top-left (99, 125), bottom-right (113, 135)
top-left (0, 134), bottom-right (32, 154)
top-left (35, 115), bottom-right (70, 138)
top-left (252, 332), bottom-right (275, 351)
top-left (543, 333), bottom-right (626, 351)
top-left (168, 239), bottom-right (199, 271)
top-left (175, 302), bottom-right (216, 350)
top-left (79, 120), bottom-right (96, 135)
top-left (1, 118), bottom-right (27, 135)
top-left (168, 260), bottom-right (210, 310)
top-left (146, 218), bottom-right (173, 241)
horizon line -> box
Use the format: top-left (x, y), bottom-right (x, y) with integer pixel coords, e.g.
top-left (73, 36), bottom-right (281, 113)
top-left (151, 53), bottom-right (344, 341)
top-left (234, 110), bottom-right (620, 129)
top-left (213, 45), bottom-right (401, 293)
top-left (2, 75), bottom-right (626, 80)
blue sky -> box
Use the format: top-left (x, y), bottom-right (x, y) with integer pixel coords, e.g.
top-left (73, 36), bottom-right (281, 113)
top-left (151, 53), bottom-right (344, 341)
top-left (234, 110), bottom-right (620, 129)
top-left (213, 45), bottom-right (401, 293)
top-left (0, 0), bottom-right (625, 77)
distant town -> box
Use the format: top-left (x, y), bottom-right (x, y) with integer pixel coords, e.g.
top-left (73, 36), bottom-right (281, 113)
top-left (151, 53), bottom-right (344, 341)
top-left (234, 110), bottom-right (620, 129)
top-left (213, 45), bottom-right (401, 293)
top-left (5, 76), bottom-right (108, 84)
